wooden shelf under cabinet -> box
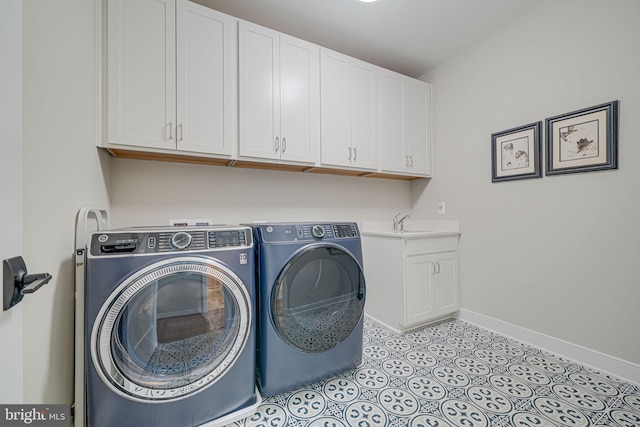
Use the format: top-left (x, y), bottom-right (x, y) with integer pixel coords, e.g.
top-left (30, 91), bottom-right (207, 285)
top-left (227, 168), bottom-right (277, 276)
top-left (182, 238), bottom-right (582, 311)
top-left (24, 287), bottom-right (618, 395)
top-left (104, 148), bottom-right (427, 181)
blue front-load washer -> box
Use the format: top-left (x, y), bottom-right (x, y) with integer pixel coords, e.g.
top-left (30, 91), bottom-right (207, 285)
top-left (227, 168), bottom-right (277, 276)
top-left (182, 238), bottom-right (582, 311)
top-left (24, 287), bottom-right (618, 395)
top-left (250, 222), bottom-right (366, 397)
top-left (84, 226), bottom-right (258, 427)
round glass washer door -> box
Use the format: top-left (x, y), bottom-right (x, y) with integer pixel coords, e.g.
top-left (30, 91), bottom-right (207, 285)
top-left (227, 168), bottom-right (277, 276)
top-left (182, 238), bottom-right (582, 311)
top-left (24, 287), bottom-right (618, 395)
top-left (271, 244), bottom-right (365, 353)
top-left (91, 256), bottom-right (251, 402)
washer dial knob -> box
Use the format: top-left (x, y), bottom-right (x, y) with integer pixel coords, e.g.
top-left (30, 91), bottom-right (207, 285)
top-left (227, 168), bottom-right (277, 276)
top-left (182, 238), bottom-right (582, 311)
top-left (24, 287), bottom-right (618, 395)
top-left (170, 231), bottom-right (192, 249)
top-left (311, 225), bottom-right (325, 239)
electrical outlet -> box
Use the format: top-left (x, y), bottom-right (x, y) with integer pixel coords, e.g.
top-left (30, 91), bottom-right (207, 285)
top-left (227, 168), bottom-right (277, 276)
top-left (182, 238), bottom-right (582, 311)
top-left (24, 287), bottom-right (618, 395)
top-left (169, 218), bottom-right (214, 226)
top-left (437, 202), bottom-right (446, 215)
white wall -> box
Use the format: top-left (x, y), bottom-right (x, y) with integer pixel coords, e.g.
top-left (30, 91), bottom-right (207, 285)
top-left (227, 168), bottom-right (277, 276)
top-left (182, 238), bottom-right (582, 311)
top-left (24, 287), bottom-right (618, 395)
top-left (416, 0), bottom-right (640, 365)
top-left (0, 0), bottom-right (24, 403)
top-left (108, 159), bottom-right (411, 228)
top-left (22, 0), bottom-right (110, 403)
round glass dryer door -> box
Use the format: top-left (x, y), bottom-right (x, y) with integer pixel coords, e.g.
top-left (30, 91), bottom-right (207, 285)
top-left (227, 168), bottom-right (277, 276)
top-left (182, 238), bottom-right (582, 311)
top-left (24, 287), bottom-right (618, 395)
top-left (272, 244), bottom-right (365, 353)
top-left (91, 257), bottom-right (251, 402)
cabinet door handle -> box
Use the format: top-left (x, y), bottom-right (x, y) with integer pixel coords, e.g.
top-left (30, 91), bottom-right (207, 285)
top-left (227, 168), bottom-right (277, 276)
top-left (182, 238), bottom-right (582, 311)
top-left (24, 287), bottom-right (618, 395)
top-left (436, 261), bottom-right (440, 273)
top-left (353, 147), bottom-right (357, 162)
top-left (282, 138), bottom-right (286, 153)
top-left (404, 155), bottom-right (409, 167)
top-left (348, 147), bottom-right (352, 161)
top-left (410, 155), bottom-right (414, 167)
top-left (178, 124), bottom-right (183, 142)
top-left (274, 137), bottom-right (280, 152)
top-left (167, 122), bottom-right (173, 141)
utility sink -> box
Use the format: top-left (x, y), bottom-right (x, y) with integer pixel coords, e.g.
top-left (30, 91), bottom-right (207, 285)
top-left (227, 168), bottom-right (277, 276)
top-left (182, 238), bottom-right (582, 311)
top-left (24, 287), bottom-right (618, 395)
top-left (396, 222), bottom-right (435, 234)
top-left (361, 220), bottom-right (461, 238)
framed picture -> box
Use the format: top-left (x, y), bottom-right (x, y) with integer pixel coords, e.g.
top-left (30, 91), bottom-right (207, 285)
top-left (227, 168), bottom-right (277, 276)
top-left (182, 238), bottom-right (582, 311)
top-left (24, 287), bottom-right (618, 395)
top-left (491, 121), bottom-right (542, 182)
top-left (545, 100), bottom-right (618, 175)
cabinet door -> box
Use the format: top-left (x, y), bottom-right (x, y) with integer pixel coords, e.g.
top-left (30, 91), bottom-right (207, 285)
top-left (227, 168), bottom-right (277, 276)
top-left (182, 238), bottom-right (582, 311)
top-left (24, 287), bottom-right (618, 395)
top-left (321, 50), bottom-right (377, 170)
top-left (378, 70), bottom-right (405, 172)
top-left (405, 255), bottom-right (435, 326)
top-left (320, 49), bottom-right (351, 167)
top-left (350, 60), bottom-right (378, 170)
top-left (404, 80), bottom-right (431, 176)
top-left (279, 34), bottom-right (319, 163)
top-left (108, 0), bottom-right (176, 149)
top-left (176, 1), bottom-right (236, 156)
top-left (239, 21), bottom-right (280, 160)
top-left (433, 252), bottom-right (459, 317)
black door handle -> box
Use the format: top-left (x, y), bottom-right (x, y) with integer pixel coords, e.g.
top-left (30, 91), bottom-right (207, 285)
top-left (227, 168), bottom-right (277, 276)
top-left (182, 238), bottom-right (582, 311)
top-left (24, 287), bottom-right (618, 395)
top-left (2, 256), bottom-right (52, 311)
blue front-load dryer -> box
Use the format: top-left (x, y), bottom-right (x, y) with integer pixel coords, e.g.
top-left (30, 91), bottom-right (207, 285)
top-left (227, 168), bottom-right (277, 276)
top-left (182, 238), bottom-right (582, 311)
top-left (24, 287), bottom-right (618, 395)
top-left (84, 226), bottom-right (258, 427)
top-left (250, 222), bottom-right (366, 397)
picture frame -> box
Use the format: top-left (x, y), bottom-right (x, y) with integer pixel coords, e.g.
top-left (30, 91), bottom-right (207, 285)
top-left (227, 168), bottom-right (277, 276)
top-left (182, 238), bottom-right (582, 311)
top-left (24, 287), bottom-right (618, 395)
top-left (545, 100), bottom-right (618, 175)
top-left (491, 121), bottom-right (542, 182)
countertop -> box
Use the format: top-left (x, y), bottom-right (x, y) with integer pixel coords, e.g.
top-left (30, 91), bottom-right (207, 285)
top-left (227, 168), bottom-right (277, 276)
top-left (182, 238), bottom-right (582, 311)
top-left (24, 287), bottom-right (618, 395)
top-left (361, 220), bottom-right (461, 238)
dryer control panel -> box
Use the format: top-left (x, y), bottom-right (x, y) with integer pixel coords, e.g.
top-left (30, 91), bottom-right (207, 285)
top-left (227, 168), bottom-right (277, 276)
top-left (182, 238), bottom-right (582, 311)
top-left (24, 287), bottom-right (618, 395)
top-left (256, 222), bottom-right (359, 243)
top-left (88, 227), bottom-right (252, 257)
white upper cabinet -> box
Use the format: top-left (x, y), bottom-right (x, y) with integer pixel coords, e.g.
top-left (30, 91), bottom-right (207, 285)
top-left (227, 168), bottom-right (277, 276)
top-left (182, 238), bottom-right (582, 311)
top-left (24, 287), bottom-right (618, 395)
top-left (239, 21), bottom-right (320, 164)
top-left (404, 78), bottom-right (431, 174)
top-left (176, 1), bottom-right (236, 155)
top-left (104, 2), bottom-right (430, 178)
top-left (108, 0), bottom-right (176, 150)
top-left (378, 71), bottom-right (403, 171)
top-left (107, 0), bottom-right (236, 156)
top-left (320, 49), bottom-right (378, 170)
top-left (378, 69), bottom-right (432, 177)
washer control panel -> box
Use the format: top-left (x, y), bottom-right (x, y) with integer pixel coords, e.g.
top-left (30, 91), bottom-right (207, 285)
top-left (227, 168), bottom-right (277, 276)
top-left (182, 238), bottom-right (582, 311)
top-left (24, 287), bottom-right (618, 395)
top-left (257, 223), bottom-right (359, 243)
top-left (170, 231), bottom-right (192, 249)
top-left (311, 225), bottom-right (326, 239)
top-left (208, 229), bottom-right (248, 248)
top-left (332, 223), bottom-right (358, 238)
top-left (89, 227), bottom-right (252, 256)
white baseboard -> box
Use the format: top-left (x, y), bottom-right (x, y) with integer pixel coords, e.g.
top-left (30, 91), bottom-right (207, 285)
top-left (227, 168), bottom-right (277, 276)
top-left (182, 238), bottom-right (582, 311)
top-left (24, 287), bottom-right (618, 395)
top-left (365, 313), bottom-right (456, 335)
top-left (365, 314), bottom-right (403, 334)
top-left (458, 308), bottom-right (640, 386)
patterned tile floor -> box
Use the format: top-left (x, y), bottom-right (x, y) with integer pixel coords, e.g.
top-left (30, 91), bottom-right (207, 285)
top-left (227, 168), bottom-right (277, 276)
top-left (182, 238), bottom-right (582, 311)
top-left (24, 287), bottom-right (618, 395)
top-left (229, 316), bottom-right (640, 426)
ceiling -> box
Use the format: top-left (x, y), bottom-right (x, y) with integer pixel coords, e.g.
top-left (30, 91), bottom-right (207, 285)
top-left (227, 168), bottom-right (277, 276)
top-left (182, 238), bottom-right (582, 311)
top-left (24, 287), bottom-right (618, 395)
top-left (195, 0), bottom-right (538, 78)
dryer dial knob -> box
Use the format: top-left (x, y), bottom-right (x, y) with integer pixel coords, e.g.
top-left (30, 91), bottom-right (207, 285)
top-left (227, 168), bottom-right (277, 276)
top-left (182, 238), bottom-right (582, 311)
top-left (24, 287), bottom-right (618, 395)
top-left (170, 231), bottom-right (192, 249)
top-left (311, 225), bottom-right (325, 239)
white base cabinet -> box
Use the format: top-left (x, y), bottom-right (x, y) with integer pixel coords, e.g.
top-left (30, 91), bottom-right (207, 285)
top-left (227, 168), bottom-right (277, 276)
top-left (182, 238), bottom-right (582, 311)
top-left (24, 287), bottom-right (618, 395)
top-left (362, 234), bottom-right (459, 332)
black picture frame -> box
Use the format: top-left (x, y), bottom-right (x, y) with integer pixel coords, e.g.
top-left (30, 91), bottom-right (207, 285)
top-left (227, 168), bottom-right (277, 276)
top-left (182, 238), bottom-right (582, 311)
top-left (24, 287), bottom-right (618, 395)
top-left (491, 121), bottom-right (542, 182)
top-left (545, 101), bottom-right (618, 176)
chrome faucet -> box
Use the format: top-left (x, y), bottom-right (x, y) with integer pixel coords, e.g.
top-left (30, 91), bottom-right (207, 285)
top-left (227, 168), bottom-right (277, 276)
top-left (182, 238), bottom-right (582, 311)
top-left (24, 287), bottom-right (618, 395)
top-left (393, 213), bottom-right (410, 232)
